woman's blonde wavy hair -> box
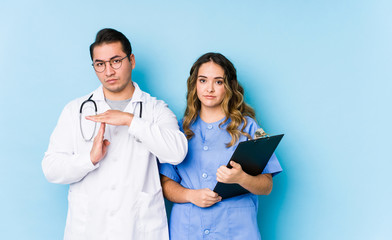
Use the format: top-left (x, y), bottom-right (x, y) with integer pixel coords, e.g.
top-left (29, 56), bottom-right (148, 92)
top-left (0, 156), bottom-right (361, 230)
top-left (183, 52), bottom-right (256, 147)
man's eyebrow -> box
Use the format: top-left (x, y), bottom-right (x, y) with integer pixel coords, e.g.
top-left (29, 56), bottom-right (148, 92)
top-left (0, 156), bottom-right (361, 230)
top-left (94, 55), bottom-right (122, 62)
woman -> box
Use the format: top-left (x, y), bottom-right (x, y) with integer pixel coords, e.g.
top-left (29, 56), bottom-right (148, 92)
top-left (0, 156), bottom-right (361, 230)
top-left (159, 52), bottom-right (282, 239)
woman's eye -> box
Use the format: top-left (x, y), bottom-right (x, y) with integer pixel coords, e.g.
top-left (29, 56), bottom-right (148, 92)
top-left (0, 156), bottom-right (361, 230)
top-left (216, 80), bottom-right (223, 85)
top-left (199, 79), bottom-right (206, 83)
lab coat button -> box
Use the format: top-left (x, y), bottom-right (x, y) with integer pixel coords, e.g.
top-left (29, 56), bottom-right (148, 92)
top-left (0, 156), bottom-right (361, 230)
top-left (207, 125), bottom-right (213, 129)
top-left (111, 185), bottom-right (116, 190)
top-left (202, 173), bottom-right (208, 178)
top-left (204, 229), bottom-right (210, 235)
top-left (203, 146), bottom-right (208, 151)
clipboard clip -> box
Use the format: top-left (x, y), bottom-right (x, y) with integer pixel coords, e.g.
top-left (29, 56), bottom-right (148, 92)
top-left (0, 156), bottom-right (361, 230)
top-left (254, 128), bottom-right (270, 139)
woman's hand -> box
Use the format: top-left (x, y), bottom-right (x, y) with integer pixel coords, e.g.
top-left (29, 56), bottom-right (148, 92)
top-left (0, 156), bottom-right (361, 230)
top-left (187, 188), bottom-right (222, 208)
top-left (216, 161), bottom-right (246, 184)
top-left (216, 161), bottom-right (274, 195)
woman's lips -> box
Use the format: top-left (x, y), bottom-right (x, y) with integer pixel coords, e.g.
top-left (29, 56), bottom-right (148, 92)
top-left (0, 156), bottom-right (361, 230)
top-left (203, 95), bottom-right (216, 99)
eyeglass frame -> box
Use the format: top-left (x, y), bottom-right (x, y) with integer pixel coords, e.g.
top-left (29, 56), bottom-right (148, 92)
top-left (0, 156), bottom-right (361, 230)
top-left (92, 54), bottom-right (130, 73)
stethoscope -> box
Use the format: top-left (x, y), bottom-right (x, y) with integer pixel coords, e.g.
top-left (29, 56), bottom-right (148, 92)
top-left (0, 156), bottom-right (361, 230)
top-left (79, 94), bottom-right (142, 142)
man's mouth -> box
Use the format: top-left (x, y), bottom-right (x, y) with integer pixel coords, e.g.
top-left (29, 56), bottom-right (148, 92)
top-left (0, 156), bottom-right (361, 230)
top-left (106, 78), bottom-right (117, 84)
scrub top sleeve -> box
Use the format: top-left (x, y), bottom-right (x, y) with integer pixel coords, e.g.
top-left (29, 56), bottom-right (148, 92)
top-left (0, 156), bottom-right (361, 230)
top-left (158, 162), bottom-right (182, 183)
top-left (261, 152), bottom-right (283, 177)
top-left (245, 117), bottom-right (260, 137)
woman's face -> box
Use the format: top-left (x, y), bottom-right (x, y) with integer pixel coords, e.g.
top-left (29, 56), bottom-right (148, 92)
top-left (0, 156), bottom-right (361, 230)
top-left (196, 61), bottom-right (226, 111)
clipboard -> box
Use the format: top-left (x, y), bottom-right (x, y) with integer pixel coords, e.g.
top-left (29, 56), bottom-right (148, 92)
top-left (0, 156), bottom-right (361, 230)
top-left (213, 134), bottom-right (284, 199)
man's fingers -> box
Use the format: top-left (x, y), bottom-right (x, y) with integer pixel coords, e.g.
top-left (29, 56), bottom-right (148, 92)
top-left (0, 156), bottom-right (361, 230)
top-left (103, 139), bottom-right (110, 146)
top-left (86, 115), bottom-right (105, 123)
top-left (86, 111), bottom-right (109, 122)
top-left (102, 139), bottom-right (110, 155)
top-left (93, 123), bottom-right (105, 143)
top-left (99, 123), bottom-right (106, 136)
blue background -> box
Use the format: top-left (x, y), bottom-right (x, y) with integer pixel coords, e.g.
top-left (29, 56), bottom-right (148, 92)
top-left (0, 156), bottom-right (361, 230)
top-left (1, 0), bottom-right (391, 239)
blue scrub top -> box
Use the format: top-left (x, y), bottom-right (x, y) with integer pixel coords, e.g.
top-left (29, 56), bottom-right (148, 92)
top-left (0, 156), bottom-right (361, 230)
top-left (159, 116), bottom-right (282, 240)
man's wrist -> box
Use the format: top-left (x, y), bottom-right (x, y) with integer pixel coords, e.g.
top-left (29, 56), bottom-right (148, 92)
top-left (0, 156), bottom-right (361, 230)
top-left (90, 151), bottom-right (101, 165)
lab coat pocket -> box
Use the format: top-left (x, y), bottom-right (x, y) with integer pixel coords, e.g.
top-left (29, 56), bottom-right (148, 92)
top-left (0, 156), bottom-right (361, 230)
top-left (227, 205), bottom-right (260, 240)
top-left (136, 188), bottom-right (167, 232)
top-left (66, 190), bottom-right (88, 236)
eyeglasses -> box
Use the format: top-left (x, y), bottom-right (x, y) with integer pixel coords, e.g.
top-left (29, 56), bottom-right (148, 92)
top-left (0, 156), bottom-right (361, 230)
top-left (92, 55), bottom-right (129, 73)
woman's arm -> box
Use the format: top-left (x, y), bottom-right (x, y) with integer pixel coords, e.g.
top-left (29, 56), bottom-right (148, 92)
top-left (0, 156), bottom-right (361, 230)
top-left (160, 175), bottom-right (221, 207)
top-left (216, 161), bottom-right (273, 195)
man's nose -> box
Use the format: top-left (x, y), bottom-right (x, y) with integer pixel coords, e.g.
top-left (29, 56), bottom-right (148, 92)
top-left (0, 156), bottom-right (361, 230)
top-left (105, 62), bottom-right (115, 76)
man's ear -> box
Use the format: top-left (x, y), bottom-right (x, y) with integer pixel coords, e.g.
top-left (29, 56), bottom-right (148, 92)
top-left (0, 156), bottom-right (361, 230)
top-left (130, 54), bottom-right (136, 70)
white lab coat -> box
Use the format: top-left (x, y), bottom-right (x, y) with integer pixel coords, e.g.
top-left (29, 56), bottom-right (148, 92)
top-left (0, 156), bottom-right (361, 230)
top-left (42, 82), bottom-right (187, 240)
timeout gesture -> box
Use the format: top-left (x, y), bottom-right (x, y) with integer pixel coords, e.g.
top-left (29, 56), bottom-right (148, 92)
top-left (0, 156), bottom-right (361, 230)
top-left (86, 110), bottom-right (134, 165)
top-left (86, 110), bottom-right (134, 126)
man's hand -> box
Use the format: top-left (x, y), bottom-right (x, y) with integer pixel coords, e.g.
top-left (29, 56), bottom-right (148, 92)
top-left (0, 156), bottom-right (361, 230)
top-left (216, 161), bottom-right (246, 184)
top-left (86, 110), bottom-right (134, 126)
top-left (90, 123), bottom-right (110, 165)
top-left (187, 188), bottom-right (222, 208)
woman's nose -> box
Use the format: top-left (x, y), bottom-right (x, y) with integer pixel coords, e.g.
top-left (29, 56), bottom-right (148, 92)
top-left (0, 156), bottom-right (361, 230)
top-left (207, 82), bottom-right (214, 92)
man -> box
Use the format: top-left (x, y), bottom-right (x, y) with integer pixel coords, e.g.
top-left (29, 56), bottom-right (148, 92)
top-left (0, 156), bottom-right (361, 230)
top-left (42, 28), bottom-right (187, 240)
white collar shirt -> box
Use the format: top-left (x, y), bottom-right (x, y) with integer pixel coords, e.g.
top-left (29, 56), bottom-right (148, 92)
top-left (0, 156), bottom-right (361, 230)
top-left (42, 82), bottom-right (187, 240)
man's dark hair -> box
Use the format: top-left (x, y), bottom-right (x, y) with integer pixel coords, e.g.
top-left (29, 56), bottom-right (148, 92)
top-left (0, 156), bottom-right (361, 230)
top-left (89, 28), bottom-right (132, 61)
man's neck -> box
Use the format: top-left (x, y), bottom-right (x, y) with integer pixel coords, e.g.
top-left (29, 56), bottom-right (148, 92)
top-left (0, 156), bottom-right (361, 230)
top-left (103, 83), bottom-right (135, 101)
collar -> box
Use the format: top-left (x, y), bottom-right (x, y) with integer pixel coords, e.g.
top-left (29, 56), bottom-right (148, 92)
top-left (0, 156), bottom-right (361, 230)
top-left (130, 82), bottom-right (144, 103)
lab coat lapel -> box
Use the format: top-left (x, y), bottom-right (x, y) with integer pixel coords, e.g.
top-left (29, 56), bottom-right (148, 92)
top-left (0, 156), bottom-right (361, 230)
top-left (124, 82), bottom-right (144, 114)
top-left (90, 86), bottom-right (111, 113)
